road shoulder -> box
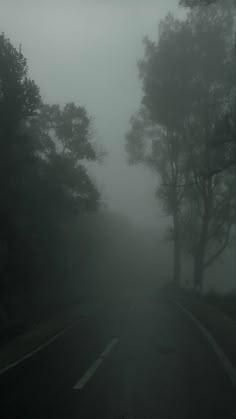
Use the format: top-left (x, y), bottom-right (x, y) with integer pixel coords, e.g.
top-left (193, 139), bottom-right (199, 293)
top-left (0, 306), bottom-right (81, 374)
top-left (159, 286), bottom-right (236, 372)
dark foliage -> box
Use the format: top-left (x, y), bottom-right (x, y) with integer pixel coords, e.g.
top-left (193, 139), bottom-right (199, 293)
top-left (0, 33), bottom-right (100, 331)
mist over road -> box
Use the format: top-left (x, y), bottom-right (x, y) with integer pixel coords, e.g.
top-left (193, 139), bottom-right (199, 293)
top-left (0, 293), bottom-right (235, 419)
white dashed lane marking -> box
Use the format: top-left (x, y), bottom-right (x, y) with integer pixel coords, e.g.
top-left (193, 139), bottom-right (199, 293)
top-left (73, 338), bottom-right (119, 390)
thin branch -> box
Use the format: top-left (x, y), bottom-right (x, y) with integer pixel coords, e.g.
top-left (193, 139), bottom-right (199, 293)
top-left (162, 161), bottom-right (236, 188)
top-left (162, 180), bottom-right (198, 188)
top-left (206, 219), bottom-right (227, 243)
top-left (205, 160), bottom-right (236, 178)
top-left (204, 223), bottom-right (232, 269)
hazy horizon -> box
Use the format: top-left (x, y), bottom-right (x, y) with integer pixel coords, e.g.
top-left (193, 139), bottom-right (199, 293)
top-left (0, 0), bottom-right (185, 227)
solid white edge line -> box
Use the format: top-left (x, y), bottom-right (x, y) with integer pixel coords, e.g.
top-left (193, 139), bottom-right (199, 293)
top-left (73, 337), bottom-right (119, 390)
top-left (0, 318), bottom-right (81, 376)
top-left (173, 300), bottom-right (236, 388)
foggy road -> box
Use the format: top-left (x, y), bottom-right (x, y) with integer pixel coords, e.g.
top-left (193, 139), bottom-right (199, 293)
top-left (0, 1), bottom-right (235, 418)
top-left (0, 296), bottom-right (236, 419)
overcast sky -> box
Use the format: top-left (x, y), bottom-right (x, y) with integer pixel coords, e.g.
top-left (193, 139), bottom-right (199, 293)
top-left (0, 0), bottom-right (184, 227)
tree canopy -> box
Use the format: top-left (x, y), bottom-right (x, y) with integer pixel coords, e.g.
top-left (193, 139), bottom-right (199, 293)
top-left (0, 33), bottom-right (100, 326)
top-left (126, 2), bottom-right (236, 291)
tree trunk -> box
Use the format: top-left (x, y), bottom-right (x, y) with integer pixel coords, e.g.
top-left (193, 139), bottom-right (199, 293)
top-left (173, 213), bottom-right (181, 287)
top-left (193, 220), bottom-right (208, 293)
top-left (193, 250), bottom-right (205, 293)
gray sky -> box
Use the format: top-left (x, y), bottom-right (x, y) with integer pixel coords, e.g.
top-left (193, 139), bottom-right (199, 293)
top-left (0, 0), bottom-right (184, 227)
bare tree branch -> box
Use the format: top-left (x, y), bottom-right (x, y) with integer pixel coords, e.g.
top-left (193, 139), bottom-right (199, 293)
top-left (204, 222), bottom-right (232, 269)
top-left (205, 160), bottom-right (236, 178)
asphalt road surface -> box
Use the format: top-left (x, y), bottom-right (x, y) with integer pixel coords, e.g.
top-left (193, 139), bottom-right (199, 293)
top-left (0, 295), bottom-right (236, 418)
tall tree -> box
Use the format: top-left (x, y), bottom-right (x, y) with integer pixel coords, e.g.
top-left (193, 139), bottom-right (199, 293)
top-left (127, 3), bottom-right (235, 291)
top-left (0, 33), bottom-right (41, 281)
top-left (178, 3), bottom-right (235, 290)
top-left (0, 34), bottom-right (100, 326)
top-left (126, 106), bottom-right (184, 286)
top-left (179, 0), bottom-right (236, 178)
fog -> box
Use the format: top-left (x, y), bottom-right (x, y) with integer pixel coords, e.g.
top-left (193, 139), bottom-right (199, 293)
top-left (0, 0), bottom-right (235, 346)
top-left (0, 0), bottom-right (184, 227)
top-left (1, 2), bottom-right (236, 417)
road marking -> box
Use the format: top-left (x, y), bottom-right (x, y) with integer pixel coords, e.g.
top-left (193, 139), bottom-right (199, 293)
top-left (0, 318), bottom-right (81, 377)
top-left (173, 300), bottom-right (236, 388)
top-left (73, 338), bottom-right (119, 390)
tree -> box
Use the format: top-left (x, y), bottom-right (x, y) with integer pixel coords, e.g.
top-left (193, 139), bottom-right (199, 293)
top-left (180, 146), bottom-right (235, 290)
top-left (128, 12), bottom-right (210, 287)
top-left (36, 103), bottom-right (99, 212)
top-left (177, 4), bottom-right (235, 290)
top-left (0, 32), bottom-right (41, 298)
top-left (179, 0), bottom-right (217, 6)
top-left (179, 0), bottom-right (236, 178)
top-left (127, 3), bottom-right (235, 291)
top-left (126, 107), bottom-right (184, 286)
top-left (0, 33), bottom-right (100, 326)
top-left (180, 0), bottom-right (236, 7)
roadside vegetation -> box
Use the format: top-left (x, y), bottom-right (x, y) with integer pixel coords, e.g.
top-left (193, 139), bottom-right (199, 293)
top-left (126, 0), bottom-right (236, 293)
top-left (0, 0), bottom-right (235, 345)
top-left (205, 289), bottom-right (236, 320)
top-left (0, 32), bottom-right (102, 338)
